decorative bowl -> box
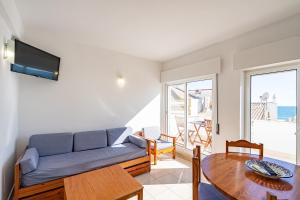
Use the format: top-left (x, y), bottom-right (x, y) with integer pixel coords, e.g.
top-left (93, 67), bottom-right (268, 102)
top-left (245, 160), bottom-right (293, 179)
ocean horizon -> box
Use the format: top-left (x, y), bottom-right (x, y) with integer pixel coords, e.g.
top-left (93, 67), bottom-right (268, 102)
top-left (278, 106), bottom-right (296, 120)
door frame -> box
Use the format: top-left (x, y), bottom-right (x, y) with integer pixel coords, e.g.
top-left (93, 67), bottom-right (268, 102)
top-left (163, 74), bottom-right (218, 152)
top-left (244, 64), bottom-right (300, 164)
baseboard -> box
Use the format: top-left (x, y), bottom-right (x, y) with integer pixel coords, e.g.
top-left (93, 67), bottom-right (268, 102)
top-left (7, 184), bottom-right (14, 200)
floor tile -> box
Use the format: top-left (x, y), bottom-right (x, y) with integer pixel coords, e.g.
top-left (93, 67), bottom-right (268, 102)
top-left (134, 157), bottom-right (193, 200)
top-left (153, 189), bottom-right (183, 200)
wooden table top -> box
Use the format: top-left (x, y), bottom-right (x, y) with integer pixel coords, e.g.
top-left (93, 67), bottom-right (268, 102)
top-left (202, 153), bottom-right (300, 200)
top-left (64, 165), bottom-right (143, 200)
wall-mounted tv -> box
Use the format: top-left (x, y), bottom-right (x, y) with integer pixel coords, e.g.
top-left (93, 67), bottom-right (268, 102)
top-left (11, 40), bottom-right (60, 81)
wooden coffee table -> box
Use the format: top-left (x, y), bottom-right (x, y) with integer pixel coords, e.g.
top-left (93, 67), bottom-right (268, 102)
top-left (64, 165), bottom-right (143, 200)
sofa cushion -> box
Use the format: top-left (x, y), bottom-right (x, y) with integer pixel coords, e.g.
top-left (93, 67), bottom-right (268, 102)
top-left (22, 143), bottom-right (146, 187)
top-left (198, 183), bottom-right (228, 200)
top-left (29, 132), bottom-right (73, 156)
top-left (74, 130), bottom-right (107, 152)
top-left (107, 127), bottom-right (132, 146)
top-left (129, 135), bottom-right (146, 148)
top-left (20, 148), bottom-right (39, 175)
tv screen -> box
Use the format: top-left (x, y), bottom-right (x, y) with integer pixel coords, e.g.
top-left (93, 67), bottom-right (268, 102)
top-left (11, 40), bottom-right (60, 81)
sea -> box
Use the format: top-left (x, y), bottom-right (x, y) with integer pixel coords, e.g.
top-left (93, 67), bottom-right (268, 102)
top-left (277, 106), bottom-right (296, 120)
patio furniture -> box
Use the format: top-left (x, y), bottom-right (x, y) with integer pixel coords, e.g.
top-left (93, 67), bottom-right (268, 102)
top-left (192, 145), bottom-right (227, 200)
top-left (204, 119), bottom-right (212, 148)
top-left (201, 153), bottom-right (300, 199)
top-left (226, 139), bottom-right (264, 157)
top-left (190, 120), bottom-right (212, 148)
top-left (140, 127), bottom-right (176, 165)
top-left (175, 116), bottom-right (196, 145)
top-left (175, 116), bottom-right (185, 143)
top-left (64, 165), bottom-right (143, 200)
top-left (189, 121), bottom-right (205, 144)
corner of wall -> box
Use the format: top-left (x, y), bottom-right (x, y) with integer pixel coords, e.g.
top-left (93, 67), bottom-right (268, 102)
top-left (0, 1), bottom-right (23, 199)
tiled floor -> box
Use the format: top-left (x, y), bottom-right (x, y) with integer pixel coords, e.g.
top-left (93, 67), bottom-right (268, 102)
top-left (129, 155), bottom-right (194, 200)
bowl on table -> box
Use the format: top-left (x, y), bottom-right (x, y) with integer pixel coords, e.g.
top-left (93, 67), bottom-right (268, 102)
top-left (245, 160), bottom-right (293, 179)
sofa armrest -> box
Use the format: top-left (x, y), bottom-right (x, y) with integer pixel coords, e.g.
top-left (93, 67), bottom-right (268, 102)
top-left (129, 135), bottom-right (147, 148)
top-left (14, 151), bottom-right (25, 199)
top-left (19, 147), bottom-right (39, 175)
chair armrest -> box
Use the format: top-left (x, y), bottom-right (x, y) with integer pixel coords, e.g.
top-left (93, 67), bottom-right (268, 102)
top-left (160, 134), bottom-right (176, 146)
top-left (160, 133), bottom-right (176, 139)
top-left (146, 138), bottom-right (157, 144)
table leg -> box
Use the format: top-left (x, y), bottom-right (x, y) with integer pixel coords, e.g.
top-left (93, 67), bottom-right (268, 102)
top-left (138, 189), bottom-right (143, 200)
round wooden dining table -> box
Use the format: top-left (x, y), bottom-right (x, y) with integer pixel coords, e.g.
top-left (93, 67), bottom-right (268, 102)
top-left (201, 153), bottom-right (300, 200)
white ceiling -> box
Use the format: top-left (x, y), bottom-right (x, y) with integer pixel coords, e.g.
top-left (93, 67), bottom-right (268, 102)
top-left (15, 0), bottom-right (300, 62)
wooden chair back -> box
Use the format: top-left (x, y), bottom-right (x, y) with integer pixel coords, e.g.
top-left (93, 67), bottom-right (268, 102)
top-left (266, 192), bottom-right (278, 200)
top-left (175, 116), bottom-right (185, 131)
top-left (204, 119), bottom-right (212, 135)
top-left (226, 140), bottom-right (264, 157)
top-left (192, 145), bottom-right (201, 200)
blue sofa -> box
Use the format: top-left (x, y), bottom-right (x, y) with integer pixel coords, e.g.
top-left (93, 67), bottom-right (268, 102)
top-left (14, 127), bottom-right (150, 200)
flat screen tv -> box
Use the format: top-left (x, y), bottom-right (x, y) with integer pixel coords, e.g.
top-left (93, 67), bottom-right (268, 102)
top-left (11, 40), bottom-right (60, 81)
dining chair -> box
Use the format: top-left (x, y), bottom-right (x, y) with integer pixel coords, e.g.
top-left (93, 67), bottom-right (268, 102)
top-left (266, 192), bottom-right (278, 200)
top-left (139, 127), bottom-right (176, 165)
top-left (192, 145), bottom-right (228, 200)
top-left (226, 140), bottom-right (264, 157)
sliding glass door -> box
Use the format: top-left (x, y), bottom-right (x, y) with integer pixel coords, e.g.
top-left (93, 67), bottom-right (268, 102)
top-left (166, 76), bottom-right (216, 153)
top-left (167, 84), bottom-right (185, 146)
top-left (246, 66), bottom-right (300, 164)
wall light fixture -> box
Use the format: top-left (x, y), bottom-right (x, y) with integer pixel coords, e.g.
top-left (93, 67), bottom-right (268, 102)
top-left (117, 76), bottom-right (126, 88)
top-left (3, 39), bottom-right (15, 63)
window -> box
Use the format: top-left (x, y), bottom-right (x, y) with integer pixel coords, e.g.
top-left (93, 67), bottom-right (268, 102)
top-left (245, 65), bottom-right (300, 164)
top-left (166, 75), bottom-right (217, 153)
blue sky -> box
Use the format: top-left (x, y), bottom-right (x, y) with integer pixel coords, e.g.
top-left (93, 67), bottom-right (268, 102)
top-left (251, 70), bottom-right (296, 106)
top-left (188, 79), bottom-right (212, 90)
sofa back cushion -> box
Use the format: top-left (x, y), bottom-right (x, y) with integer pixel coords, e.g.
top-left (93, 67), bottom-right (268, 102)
top-left (29, 132), bottom-right (73, 156)
top-left (73, 130), bottom-right (107, 151)
top-left (107, 127), bottom-right (132, 146)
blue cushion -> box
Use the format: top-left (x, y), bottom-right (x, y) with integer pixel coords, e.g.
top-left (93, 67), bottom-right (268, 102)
top-left (20, 148), bottom-right (39, 175)
top-left (73, 130), bottom-right (107, 151)
top-left (199, 183), bottom-right (228, 200)
top-left (129, 135), bottom-right (146, 148)
top-left (143, 126), bottom-right (161, 140)
top-left (29, 132), bottom-right (73, 156)
top-left (107, 127), bottom-right (132, 146)
top-left (22, 143), bottom-right (146, 187)
top-left (151, 139), bottom-right (173, 150)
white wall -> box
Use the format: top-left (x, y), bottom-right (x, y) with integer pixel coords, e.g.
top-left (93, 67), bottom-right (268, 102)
top-left (0, 1), bottom-right (22, 199)
top-left (0, 17), bottom-right (18, 199)
top-left (163, 14), bottom-right (300, 153)
top-left (17, 28), bottom-right (162, 154)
